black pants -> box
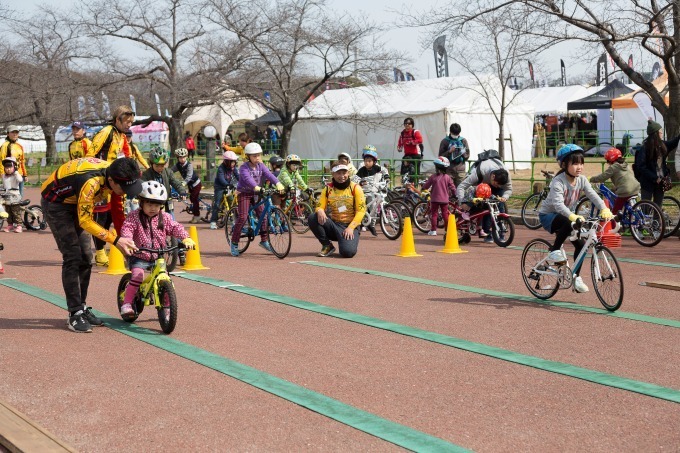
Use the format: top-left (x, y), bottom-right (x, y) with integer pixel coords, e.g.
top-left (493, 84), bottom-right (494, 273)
top-left (402, 155), bottom-right (422, 177)
top-left (550, 214), bottom-right (585, 275)
top-left (44, 201), bottom-right (94, 314)
top-left (641, 185), bottom-right (664, 207)
top-left (93, 211), bottom-right (113, 251)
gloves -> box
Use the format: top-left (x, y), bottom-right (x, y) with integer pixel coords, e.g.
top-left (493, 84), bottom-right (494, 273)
top-left (254, 186), bottom-right (262, 194)
top-left (182, 238), bottom-right (196, 250)
top-left (276, 182), bottom-right (285, 194)
top-left (599, 208), bottom-right (613, 220)
top-left (472, 197), bottom-right (484, 204)
top-left (568, 213), bottom-right (585, 223)
top-left (0, 211), bottom-right (8, 219)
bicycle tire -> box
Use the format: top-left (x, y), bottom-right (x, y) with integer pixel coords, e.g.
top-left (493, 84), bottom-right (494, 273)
top-left (23, 205), bottom-right (45, 231)
top-left (412, 201), bottom-right (431, 233)
top-left (591, 244), bottom-right (623, 311)
top-left (164, 236), bottom-right (179, 272)
top-left (629, 200), bottom-right (664, 247)
top-left (215, 194), bottom-right (232, 229)
top-left (492, 217), bottom-right (515, 247)
top-left (225, 206), bottom-right (252, 253)
top-left (116, 273), bottom-right (141, 322)
top-left (157, 279), bottom-right (178, 334)
top-left (574, 196), bottom-right (597, 218)
top-left (520, 238), bottom-right (560, 300)
top-left (267, 206), bottom-right (292, 259)
top-left (288, 201), bottom-right (313, 234)
top-left (389, 200), bottom-right (412, 221)
top-left (661, 195), bottom-right (680, 238)
top-left (521, 193), bottom-right (543, 230)
top-left (381, 203), bottom-right (403, 240)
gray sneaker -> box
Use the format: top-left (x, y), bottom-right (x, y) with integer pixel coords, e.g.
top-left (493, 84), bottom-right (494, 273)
top-left (83, 307), bottom-right (103, 326)
top-left (67, 310), bottom-right (92, 333)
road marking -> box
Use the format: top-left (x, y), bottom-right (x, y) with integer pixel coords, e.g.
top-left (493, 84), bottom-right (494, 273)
top-left (168, 273), bottom-right (680, 404)
top-left (507, 245), bottom-right (680, 269)
top-left (0, 278), bottom-right (466, 452)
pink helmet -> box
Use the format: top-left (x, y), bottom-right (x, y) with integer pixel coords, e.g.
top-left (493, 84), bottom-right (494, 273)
top-left (222, 150), bottom-right (238, 161)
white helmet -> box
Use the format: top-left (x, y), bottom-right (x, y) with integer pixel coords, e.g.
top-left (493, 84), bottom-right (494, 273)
top-left (244, 142), bottom-right (263, 155)
top-left (174, 148), bottom-right (188, 158)
top-left (138, 181), bottom-right (167, 202)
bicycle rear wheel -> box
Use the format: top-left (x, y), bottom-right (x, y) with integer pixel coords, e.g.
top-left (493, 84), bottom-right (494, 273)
top-left (267, 207), bottom-right (292, 259)
top-left (23, 205), bottom-right (46, 231)
top-left (225, 206), bottom-right (252, 253)
top-left (492, 217), bottom-right (515, 247)
top-left (520, 238), bottom-right (560, 300)
top-left (157, 279), bottom-right (178, 334)
top-left (389, 200), bottom-right (412, 221)
top-left (521, 193), bottom-right (543, 230)
top-left (661, 195), bottom-right (680, 238)
top-left (381, 203), bottom-right (403, 240)
top-left (629, 200), bottom-right (664, 247)
top-left (591, 244), bottom-right (623, 311)
top-left (288, 201), bottom-right (313, 234)
top-left (412, 201), bottom-right (431, 233)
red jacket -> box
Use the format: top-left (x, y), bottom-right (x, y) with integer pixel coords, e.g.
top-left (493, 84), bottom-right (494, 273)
top-left (398, 128), bottom-right (423, 157)
top-left (185, 136), bottom-right (196, 150)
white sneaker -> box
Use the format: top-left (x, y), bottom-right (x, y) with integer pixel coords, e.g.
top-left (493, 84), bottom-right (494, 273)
top-left (210, 222), bottom-right (217, 230)
top-left (547, 250), bottom-right (566, 264)
top-left (574, 276), bottom-right (589, 293)
top-left (428, 230), bottom-right (437, 236)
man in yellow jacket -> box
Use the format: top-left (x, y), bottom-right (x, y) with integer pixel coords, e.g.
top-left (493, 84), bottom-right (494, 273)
top-left (0, 125), bottom-right (28, 195)
top-left (68, 121), bottom-right (93, 160)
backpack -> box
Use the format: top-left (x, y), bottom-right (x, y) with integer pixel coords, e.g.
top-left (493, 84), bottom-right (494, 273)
top-left (469, 149), bottom-right (503, 182)
top-left (445, 136), bottom-right (466, 165)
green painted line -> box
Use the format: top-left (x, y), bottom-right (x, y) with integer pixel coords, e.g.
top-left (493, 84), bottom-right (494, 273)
top-left (507, 245), bottom-right (680, 269)
top-left (0, 278), bottom-right (466, 452)
top-left (170, 273), bottom-right (680, 405)
top-left (299, 261), bottom-right (680, 330)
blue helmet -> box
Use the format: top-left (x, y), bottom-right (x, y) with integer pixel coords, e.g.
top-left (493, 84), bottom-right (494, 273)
top-left (362, 145), bottom-right (378, 160)
top-left (556, 144), bottom-right (583, 163)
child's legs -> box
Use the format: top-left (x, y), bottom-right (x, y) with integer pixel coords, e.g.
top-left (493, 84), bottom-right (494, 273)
top-left (9, 205), bottom-right (22, 225)
top-left (231, 193), bottom-right (252, 244)
top-left (611, 196), bottom-right (630, 215)
top-left (429, 202), bottom-right (447, 232)
top-left (123, 267), bottom-right (145, 305)
top-left (189, 183), bottom-right (202, 216)
top-left (549, 214), bottom-right (572, 251)
top-left (254, 203), bottom-right (268, 241)
top-left (210, 188), bottom-right (225, 223)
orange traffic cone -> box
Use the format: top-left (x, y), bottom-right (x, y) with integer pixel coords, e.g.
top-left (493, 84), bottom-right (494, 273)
top-left (181, 226), bottom-right (209, 270)
top-left (438, 214), bottom-right (468, 254)
top-left (99, 244), bottom-right (129, 275)
top-left (396, 218), bottom-right (422, 257)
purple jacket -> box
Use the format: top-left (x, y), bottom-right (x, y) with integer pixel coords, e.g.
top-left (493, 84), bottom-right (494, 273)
top-left (422, 173), bottom-right (456, 203)
top-left (236, 162), bottom-right (279, 194)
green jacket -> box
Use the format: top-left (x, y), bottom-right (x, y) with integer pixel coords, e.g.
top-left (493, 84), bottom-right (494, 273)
top-left (278, 167), bottom-right (307, 191)
top-left (141, 166), bottom-right (187, 210)
top-left (589, 162), bottom-right (641, 198)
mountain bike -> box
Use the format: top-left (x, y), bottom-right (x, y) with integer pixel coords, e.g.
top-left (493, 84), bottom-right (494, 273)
top-left (521, 217), bottom-right (623, 311)
top-left (575, 184), bottom-right (664, 247)
top-left (282, 186), bottom-right (314, 234)
top-left (361, 180), bottom-right (403, 240)
top-left (116, 243), bottom-right (184, 334)
top-left (661, 195), bottom-right (680, 238)
top-left (0, 193), bottom-right (47, 231)
top-left (521, 169), bottom-right (554, 230)
top-left (225, 188), bottom-right (292, 259)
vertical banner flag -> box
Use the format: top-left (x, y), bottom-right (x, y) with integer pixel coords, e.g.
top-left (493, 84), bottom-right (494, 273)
top-left (87, 95), bottom-right (98, 120)
top-left (433, 35), bottom-right (448, 78)
top-left (627, 54), bottom-right (634, 84)
top-left (129, 95), bottom-right (136, 114)
top-left (77, 96), bottom-right (85, 119)
top-left (651, 61), bottom-right (661, 81)
top-left (393, 68), bottom-right (405, 82)
top-left (405, 72), bottom-right (415, 81)
top-left (101, 92), bottom-right (111, 119)
top-left (596, 53), bottom-right (608, 86)
top-left (528, 61), bottom-right (534, 87)
top-left (154, 93), bottom-right (162, 117)
top-left (560, 59), bottom-right (566, 86)
top-left (633, 91), bottom-right (657, 121)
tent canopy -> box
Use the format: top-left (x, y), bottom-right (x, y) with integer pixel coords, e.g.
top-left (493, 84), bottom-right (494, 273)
top-left (184, 98), bottom-right (266, 138)
top-left (290, 75), bottom-right (535, 170)
top-left (517, 85), bottom-right (601, 115)
top-left (567, 79), bottom-right (634, 110)
top-left (251, 110), bottom-right (282, 126)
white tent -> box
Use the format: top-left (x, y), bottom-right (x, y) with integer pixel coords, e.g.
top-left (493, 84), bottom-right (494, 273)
top-left (289, 75), bottom-right (535, 170)
top-left (184, 99), bottom-right (267, 139)
top-left (517, 85), bottom-right (601, 115)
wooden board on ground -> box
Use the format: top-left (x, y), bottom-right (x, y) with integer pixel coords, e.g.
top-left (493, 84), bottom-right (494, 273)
top-left (0, 400), bottom-right (75, 453)
top-left (639, 281), bottom-right (680, 292)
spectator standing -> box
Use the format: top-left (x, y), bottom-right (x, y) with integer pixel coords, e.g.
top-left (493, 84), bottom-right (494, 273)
top-left (68, 121), bottom-right (93, 160)
top-left (0, 125), bottom-right (28, 196)
top-left (185, 132), bottom-right (196, 160)
top-left (438, 123), bottom-right (470, 186)
top-left (634, 120), bottom-right (679, 206)
top-left (397, 117), bottom-right (424, 176)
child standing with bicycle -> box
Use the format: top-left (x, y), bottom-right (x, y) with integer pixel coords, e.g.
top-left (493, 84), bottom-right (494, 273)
top-left (420, 156), bottom-right (456, 236)
top-left (1, 157), bottom-right (23, 233)
top-left (355, 145), bottom-right (389, 236)
top-left (119, 181), bottom-right (195, 318)
top-left (539, 144), bottom-right (612, 293)
top-left (589, 147), bottom-right (640, 215)
top-left (231, 143), bottom-right (284, 257)
top-left (210, 150), bottom-right (240, 229)
top-left (278, 154), bottom-right (312, 208)
top-left (171, 148), bottom-right (202, 224)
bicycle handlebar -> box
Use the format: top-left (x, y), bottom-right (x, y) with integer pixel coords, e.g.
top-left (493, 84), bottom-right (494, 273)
top-left (135, 244), bottom-right (185, 254)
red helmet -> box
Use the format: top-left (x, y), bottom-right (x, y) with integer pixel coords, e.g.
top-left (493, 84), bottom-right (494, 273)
top-left (475, 183), bottom-right (492, 199)
top-left (604, 147), bottom-right (622, 164)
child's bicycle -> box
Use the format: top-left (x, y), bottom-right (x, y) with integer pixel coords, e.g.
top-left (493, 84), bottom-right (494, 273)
top-left (282, 186), bottom-right (314, 234)
top-left (361, 180), bottom-right (403, 240)
top-left (225, 188), bottom-right (292, 259)
top-left (575, 183), bottom-right (665, 247)
top-left (521, 216), bottom-right (623, 311)
top-left (0, 193), bottom-right (47, 231)
top-left (116, 243), bottom-right (185, 334)
top-left (521, 169), bottom-right (554, 230)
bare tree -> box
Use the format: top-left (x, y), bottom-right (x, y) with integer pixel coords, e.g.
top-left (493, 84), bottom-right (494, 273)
top-left (203, 0), bottom-right (402, 155)
top-left (79, 0), bottom-right (242, 150)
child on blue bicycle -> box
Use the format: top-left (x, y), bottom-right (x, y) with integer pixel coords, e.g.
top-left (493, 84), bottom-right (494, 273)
top-left (538, 144), bottom-right (612, 293)
top-left (210, 150), bottom-right (240, 229)
top-left (230, 143), bottom-right (284, 256)
top-left (119, 181), bottom-right (195, 319)
top-left (589, 147), bottom-right (640, 216)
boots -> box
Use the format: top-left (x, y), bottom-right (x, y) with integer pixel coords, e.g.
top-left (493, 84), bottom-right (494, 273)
top-left (94, 249), bottom-right (109, 266)
top-left (190, 216), bottom-right (201, 224)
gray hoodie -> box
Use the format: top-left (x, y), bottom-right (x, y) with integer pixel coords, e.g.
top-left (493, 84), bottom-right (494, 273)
top-left (539, 173), bottom-right (606, 218)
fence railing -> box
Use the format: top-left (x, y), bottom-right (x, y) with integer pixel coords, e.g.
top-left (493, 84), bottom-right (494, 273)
top-left (535, 129), bottom-right (646, 157)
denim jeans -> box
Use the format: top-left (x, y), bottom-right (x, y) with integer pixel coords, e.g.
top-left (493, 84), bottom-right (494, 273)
top-left (307, 213), bottom-right (360, 258)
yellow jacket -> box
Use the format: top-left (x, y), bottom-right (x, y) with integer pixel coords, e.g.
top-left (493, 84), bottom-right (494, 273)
top-left (223, 143), bottom-right (245, 159)
top-left (41, 157), bottom-right (118, 244)
top-left (130, 143), bottom-right (149, 169)
top-left (68, 138), bottom-right (94, 160)
top-left (316, 182), bottom-right (366, 230)
top-left (0, 139), bottom-right (27, 177)
top-left (90, 125), bottom-right (130, 162)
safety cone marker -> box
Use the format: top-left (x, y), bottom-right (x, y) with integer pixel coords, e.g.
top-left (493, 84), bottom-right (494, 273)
top-left (181, 225), bottom-right (210, 270)
top-left (396, 217), bottom-right (422, 257)
top-left (99, 244), bottom-right (129, 275)
top-left (438, 213), bottom-right (468, 254)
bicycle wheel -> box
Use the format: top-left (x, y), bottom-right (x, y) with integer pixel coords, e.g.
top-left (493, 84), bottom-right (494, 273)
top-left (215, 195), bottom-right (231, 229)
top-left (520, 238), bottom-right (560, 300)
top-left (23, 205), bottom-right (46, 231)
top-left (116, 273), bottom-right (142, 322)
top-left (521, 193), bottom-right (543, 230)
top-left (412, 201), bottom-right (431, 233)
top-left (288, 201), bottom-right (313, 234)
top-left (157, 279), bottom-right (178, 334)
top-left (390, 200), bottom-right (412, 221)
top-left (661, 195), bottom-right (680, 238)
top-left (591, 244), bottom-right (623, 311)
top-left (267, 207), bottom-right (292, 259)
top-left (574, 196), bottom-right (598, 218)
top-left (629, 200), bottom-right (664, 247)
top-left (225, 206), bottom-right (252, 253)
top-left (491, 216), bottom-right (515, 247)
top-left (381, 203), bottom-right (403, 240)
top-left (163, 236), bottom-right (179, 272)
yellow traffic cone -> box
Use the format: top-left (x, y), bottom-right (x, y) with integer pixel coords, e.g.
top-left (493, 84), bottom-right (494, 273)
top-left (99, 244), bottom-right (129, 275)
top-left (181, 226), bottom-right (209, 270)
top-left (438, 213), bottom-right (468, 254)
top-left (396, 217), bottom-right (422, 257)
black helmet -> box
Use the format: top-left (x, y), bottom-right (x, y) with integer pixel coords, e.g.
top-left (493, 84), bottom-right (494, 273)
top-left (269, 155), bottom-right (284, 166)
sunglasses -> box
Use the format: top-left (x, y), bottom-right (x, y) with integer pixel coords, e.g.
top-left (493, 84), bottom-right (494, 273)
top-left (403, 122), bottom-right (413, 126)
